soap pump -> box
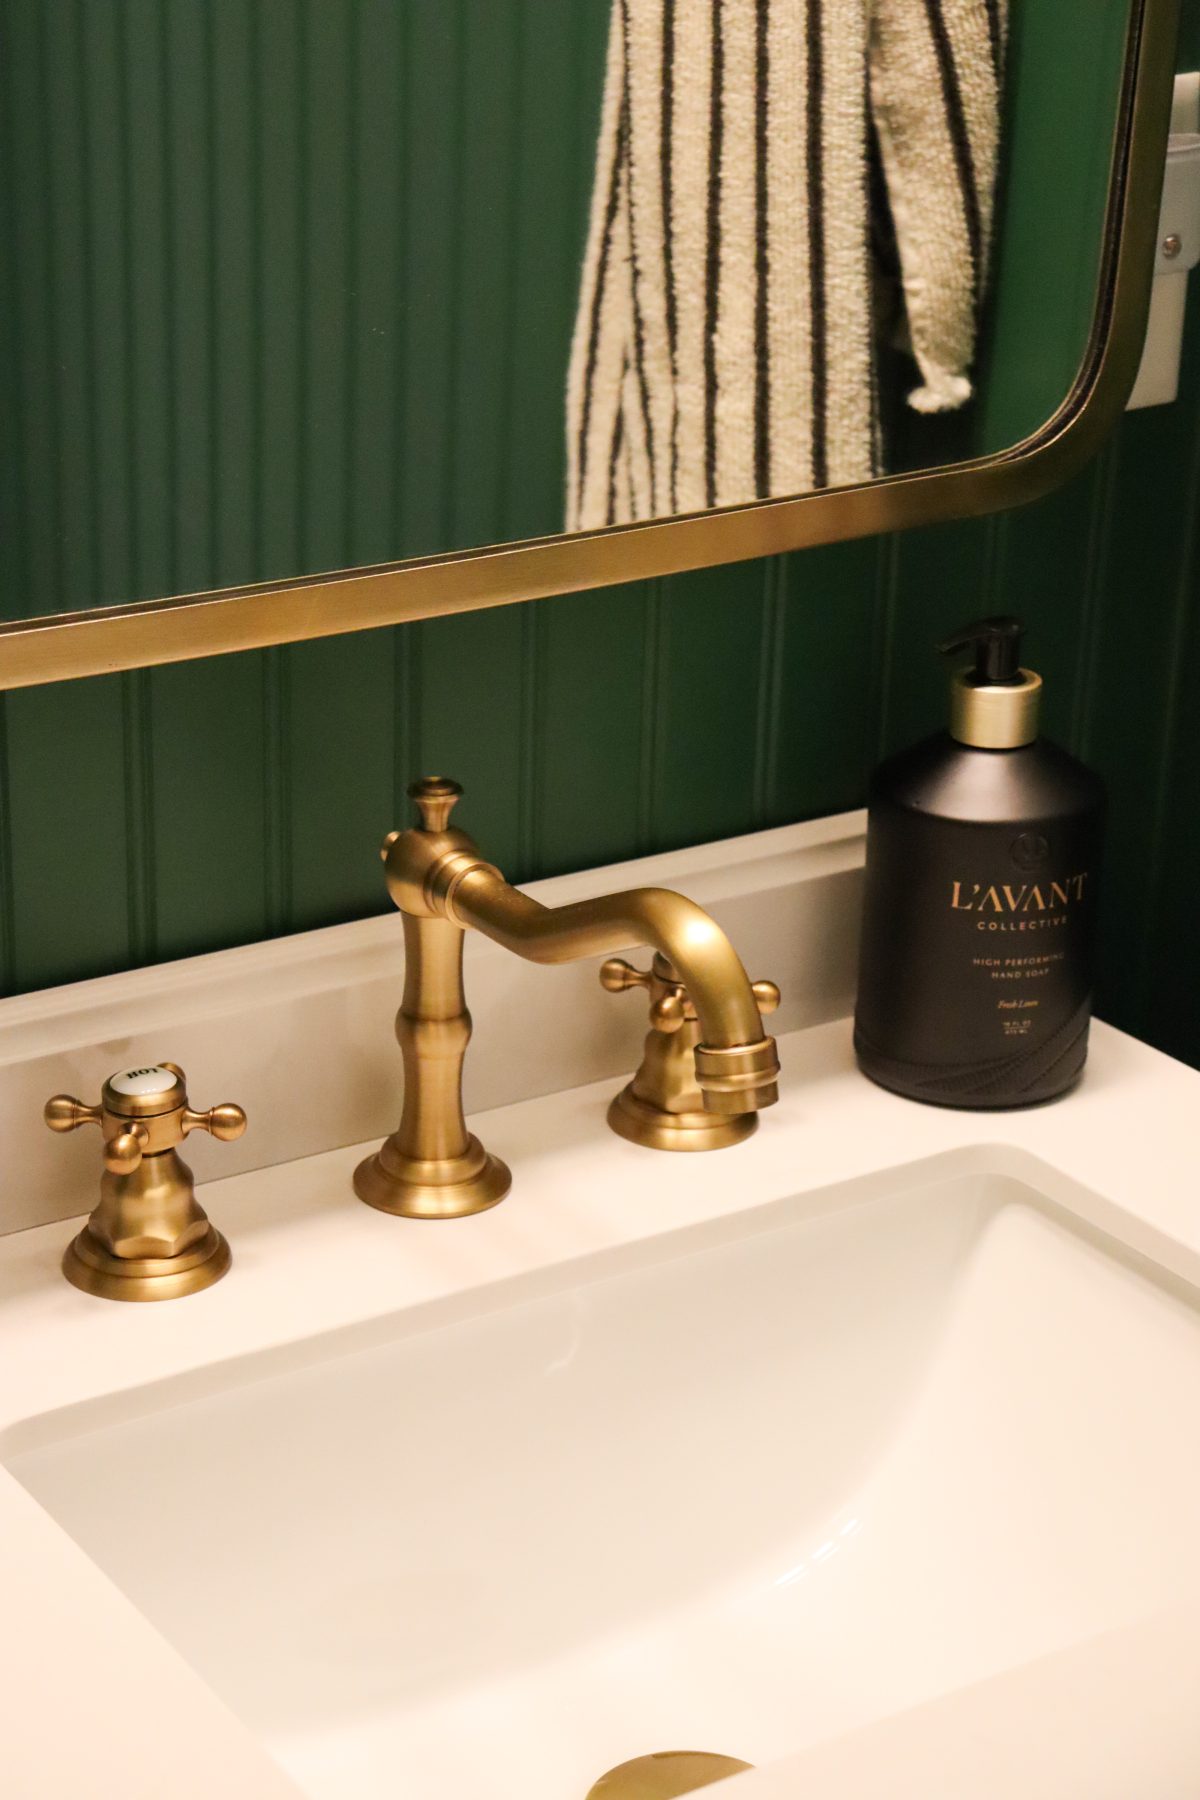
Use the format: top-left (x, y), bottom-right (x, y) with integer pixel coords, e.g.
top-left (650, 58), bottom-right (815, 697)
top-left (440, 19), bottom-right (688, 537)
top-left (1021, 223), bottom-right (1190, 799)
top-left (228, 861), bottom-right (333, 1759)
top-left (854, 616), bottom-right (1105, 1109)
top-left (942, 615), bottom-right (1042, 748)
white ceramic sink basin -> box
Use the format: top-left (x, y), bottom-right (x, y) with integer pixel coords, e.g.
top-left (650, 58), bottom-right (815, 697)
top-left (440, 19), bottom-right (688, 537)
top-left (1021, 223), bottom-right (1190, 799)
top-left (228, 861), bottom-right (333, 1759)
top-left (5, 1157), bottom-right (1199, 1800)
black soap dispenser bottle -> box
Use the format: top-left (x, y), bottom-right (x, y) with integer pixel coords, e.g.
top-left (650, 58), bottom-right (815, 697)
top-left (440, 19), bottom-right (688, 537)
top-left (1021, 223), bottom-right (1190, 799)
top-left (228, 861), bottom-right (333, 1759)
top-left (854, 617), bottom-right (1104, 1108)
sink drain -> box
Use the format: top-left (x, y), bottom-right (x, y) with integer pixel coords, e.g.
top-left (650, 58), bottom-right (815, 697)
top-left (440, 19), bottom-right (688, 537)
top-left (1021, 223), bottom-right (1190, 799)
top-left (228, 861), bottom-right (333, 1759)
top-left (586, 1752), bottom-right (753, 1798)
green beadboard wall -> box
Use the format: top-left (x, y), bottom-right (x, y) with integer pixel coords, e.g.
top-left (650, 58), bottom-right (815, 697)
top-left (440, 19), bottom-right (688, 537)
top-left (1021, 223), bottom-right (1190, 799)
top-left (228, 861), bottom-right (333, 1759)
top-left (0, 0), bottom-right (1199, 1083)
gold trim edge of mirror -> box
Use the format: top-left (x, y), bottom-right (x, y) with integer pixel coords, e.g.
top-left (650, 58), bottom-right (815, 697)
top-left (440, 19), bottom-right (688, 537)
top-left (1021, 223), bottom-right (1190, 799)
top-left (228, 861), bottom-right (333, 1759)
top-left (0, 0), bottom-right (1178, 692)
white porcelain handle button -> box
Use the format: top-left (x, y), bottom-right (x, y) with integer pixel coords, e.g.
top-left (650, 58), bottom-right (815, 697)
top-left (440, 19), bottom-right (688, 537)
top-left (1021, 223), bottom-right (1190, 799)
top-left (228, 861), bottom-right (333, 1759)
top-left (108, 1065), bottom-right (178, 1097)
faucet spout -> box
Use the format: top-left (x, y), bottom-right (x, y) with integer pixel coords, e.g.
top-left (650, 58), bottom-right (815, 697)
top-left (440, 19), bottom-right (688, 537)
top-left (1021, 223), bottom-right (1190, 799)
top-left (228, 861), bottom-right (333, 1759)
top-left (439, 871), bottom-right (779, 1114)
top-left (353, 776), bottom-right (778, 1220)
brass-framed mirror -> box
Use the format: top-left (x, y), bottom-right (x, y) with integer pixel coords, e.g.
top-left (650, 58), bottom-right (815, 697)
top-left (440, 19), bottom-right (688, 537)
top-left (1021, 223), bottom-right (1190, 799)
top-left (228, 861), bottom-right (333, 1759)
top-left (0, 0), bottom-right (1180, 691)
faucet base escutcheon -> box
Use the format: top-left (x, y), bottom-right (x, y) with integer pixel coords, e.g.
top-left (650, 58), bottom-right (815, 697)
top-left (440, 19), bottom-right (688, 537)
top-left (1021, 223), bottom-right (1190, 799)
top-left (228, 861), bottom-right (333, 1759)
top-left (353, 1135), bottom-right (511, 1220)
top-left (605, 1085), bottom-right (756, 1153)
top-left (62, 1221), bottom-right (231, 1303)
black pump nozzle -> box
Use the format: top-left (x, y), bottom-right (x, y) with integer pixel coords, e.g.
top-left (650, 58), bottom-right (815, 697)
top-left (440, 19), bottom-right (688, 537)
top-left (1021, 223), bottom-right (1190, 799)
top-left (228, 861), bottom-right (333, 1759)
top-left (938, 615), bottom-right (1024, 686)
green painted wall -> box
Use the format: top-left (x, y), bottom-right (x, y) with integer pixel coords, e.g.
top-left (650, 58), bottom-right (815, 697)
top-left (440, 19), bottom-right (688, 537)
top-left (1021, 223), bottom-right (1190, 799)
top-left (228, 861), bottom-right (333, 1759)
top-left (0, 1), bottom-right (1198, 1082)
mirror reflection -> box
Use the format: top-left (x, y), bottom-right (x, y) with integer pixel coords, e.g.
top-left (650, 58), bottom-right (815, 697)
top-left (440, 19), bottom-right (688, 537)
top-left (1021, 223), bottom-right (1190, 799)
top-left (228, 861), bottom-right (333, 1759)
top-left (0, 0), bottom-right (1128, 621)
top-left (567, 0), bottom-right (1003, 527)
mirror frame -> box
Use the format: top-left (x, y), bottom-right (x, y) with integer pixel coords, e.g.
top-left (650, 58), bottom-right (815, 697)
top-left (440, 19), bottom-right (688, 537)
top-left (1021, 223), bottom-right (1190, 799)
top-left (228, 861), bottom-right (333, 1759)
top-left (0, 0), bottom-right (1179, 692)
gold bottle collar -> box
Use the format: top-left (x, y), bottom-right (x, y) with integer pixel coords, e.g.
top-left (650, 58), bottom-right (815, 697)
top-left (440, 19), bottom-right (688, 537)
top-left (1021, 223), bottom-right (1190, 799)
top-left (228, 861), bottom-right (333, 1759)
top-left (949, 667), bottom-right (1042, 749)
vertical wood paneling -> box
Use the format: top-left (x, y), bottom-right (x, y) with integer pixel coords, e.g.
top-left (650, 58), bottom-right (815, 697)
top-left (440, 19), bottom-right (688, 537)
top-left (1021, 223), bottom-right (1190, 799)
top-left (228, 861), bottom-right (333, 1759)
top-left (300, 0), bottom-right (353, 575)
top-left (533, 582), bottom-right (650, 876)
top-left (5, 0), bottom-right (61, 612)
top-left (451, 4), bottom-right (519, 553)
top-left (397, 2), bottom-right (462, 558)
top-left (42, 2), bottom-right (94, 611)
top-left (1084, 272), bottom-right (1200, 1034)
top-left (120, 670), bottom-right (157, 967)
top-left (4, 679), bottom-right (132, 989)
top-left (122, 0), bottom-right (173, 605)
top-left (0, 7), bottom-right (25, 621)
top-left (163, 0), bottom-right (215, 594)
top-left (148, 655), bottom-right (271, 963)
top-left (649, 563), bottom-right (770, 851)
top-left (348, 2), bottom-right (404, 567)
top-left (284, 631), bottom-right (396, 929)
top-left (256, 0), bottom-right (303, 584)
top-left (210, 0), bottom-right (258, 589)
top-left (1141, 0), bottom-right (1200, 1068)
top-left (1, 0), bottom-right (1200, 1097)
top-left (767, 538), bottom-right (888, 824)
top-left (0, 699), bottom-right (15, 996)
top-left (413, 610), bottom-right (527, 875)
top-left (1145, 454), bottom-right (1200, 1064)
top-left (79, 2), bottom-right (136, 609)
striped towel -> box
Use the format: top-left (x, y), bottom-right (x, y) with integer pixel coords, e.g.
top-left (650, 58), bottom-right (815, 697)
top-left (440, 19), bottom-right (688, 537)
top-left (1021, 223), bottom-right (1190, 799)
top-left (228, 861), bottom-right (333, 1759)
top-left (567, 0), bottom-right (1006, 530)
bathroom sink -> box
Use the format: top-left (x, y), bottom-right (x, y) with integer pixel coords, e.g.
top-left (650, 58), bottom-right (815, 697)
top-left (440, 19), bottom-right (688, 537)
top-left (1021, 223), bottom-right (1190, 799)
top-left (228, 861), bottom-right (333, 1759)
top-left (5, 1157), bottom-right (1199, 1800)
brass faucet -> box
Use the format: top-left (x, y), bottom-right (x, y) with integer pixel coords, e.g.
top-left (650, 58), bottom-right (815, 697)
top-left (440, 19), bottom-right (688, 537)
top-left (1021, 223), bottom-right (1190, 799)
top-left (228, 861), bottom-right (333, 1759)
top-left (354, 776), bottom-right (781, 1218)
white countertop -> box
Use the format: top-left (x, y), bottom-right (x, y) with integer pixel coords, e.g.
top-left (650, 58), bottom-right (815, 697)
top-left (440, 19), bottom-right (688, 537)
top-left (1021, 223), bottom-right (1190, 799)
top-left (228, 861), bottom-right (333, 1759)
top-left (2, 1015), bottom-right (1198, 1797)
